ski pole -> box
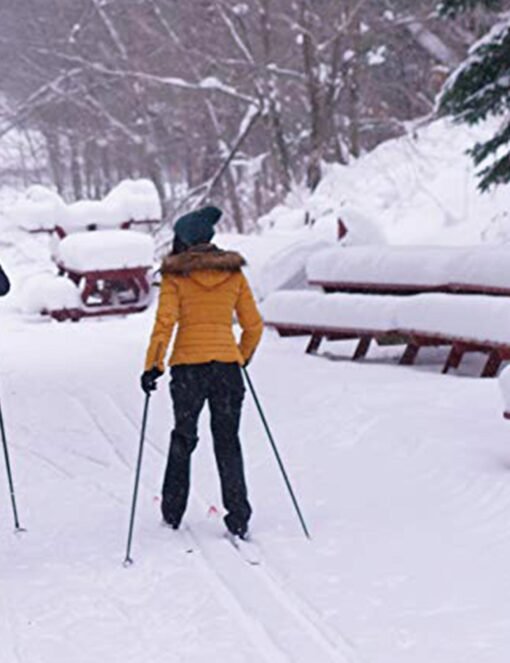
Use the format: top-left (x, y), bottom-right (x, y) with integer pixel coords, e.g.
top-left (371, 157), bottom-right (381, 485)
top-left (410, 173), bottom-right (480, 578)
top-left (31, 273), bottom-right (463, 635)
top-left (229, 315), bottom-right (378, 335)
top-left (242, 367), bottom-right (311, 540)
top-left (123, 391), bottom-right (151, 566)
top-left (0, 398), bottom-right (24, 532)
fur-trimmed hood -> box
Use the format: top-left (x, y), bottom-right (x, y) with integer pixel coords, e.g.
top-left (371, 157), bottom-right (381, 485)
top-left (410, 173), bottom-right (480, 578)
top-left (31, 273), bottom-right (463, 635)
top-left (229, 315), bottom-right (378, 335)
top-left (161, 244), bottom-right (246, 276)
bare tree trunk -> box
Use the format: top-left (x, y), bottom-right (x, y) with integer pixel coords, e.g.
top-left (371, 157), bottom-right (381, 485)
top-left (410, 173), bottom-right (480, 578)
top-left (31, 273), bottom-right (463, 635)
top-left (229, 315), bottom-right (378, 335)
top-left (259, 0), bottom-right (292, 193)
top-left (100, 143), bottom-right (112, 194)
top-left (69, 134), bottom-right (83, 200)
top-left (224, 166), bottom-right (244, 233)
top-left (347, 18), bottom-right (362, 159)
top-left (44, 130), bottom-right (65, 195)
top-left (300, 1), bottom-right (325, 190)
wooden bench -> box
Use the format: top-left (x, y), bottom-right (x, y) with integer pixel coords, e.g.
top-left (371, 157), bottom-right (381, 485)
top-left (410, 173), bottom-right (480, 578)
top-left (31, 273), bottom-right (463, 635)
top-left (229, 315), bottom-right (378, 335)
top-left (262, 291), bottom-right (510, 378)
top-left (307, 246), bottom-right (510, 297)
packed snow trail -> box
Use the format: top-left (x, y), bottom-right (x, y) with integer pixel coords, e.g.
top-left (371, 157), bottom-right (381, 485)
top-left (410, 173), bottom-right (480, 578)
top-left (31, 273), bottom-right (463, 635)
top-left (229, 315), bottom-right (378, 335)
top-left (2, 312), bottom-right (510, 662)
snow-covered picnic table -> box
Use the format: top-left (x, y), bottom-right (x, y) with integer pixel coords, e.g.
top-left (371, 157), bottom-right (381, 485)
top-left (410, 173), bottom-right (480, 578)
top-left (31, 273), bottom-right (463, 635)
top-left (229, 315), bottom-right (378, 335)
top-left (262, 289), bottom-right (510, 377)
top-left (307, 245), bottom-right (510, 295)
top-left (56, 230), bottom-right (155, 272)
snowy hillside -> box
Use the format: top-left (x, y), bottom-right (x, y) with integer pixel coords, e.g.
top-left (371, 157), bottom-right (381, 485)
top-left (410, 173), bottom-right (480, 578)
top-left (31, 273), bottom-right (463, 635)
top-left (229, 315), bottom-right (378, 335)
top-left (260, 118), bottom-right (510, 246)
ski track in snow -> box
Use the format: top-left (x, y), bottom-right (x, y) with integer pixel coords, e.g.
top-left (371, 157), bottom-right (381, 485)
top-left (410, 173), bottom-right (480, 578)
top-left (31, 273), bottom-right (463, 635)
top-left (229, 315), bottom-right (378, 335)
top-left (112, 396), bottom-right (360, 663)
top-left (3, 314), bottom-right (510, 662)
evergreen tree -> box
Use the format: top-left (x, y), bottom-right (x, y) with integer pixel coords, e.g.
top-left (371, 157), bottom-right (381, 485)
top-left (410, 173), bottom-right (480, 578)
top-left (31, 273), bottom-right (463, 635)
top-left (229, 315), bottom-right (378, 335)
top-left (438, 0), bottom-right (501, 18)
top-left (438, 0), bottom-right (510, 190)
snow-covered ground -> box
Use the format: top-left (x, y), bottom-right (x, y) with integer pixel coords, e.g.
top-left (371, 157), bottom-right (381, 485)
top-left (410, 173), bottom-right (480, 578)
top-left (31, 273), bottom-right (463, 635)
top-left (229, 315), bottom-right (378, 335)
top-left (1, 303), bottom-right (510, 663)
top-left (2, 117), bottom-right (510, 663)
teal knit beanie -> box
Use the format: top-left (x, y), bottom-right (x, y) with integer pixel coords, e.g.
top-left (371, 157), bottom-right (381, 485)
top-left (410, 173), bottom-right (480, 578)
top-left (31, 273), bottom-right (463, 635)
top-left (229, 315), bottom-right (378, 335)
top-left (174, 206), bottom-right (223, 247)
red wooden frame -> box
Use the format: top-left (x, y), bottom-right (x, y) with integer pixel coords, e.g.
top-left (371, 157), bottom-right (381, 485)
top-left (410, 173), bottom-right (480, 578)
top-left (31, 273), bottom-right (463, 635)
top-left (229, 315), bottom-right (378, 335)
top-left (265, 320), bottom-right (510, 378)
top-left (308, 279), bottom-right (510, 298)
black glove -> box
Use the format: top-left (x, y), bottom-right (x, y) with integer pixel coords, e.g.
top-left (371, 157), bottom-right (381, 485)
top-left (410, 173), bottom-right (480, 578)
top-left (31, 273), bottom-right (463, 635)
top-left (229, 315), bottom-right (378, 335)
top-left (141, 367), bottom-right (164, 394)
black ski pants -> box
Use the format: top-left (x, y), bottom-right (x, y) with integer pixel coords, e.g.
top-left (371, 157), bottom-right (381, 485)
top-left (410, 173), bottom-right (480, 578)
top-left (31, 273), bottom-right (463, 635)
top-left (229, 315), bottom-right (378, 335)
top-left (162, 361), bottom-right (252, 535)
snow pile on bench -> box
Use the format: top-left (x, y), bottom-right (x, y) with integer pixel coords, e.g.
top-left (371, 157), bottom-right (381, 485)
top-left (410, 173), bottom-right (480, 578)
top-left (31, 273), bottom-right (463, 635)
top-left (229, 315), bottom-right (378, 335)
top-left (261, 291), bottom-right (399, 332)
top-left (499, 367), bottom-right (510, 417)
top-left (307, 246), bottom-right (462, 287)
top-left (263, 290), bottom-right (510, 348)
top-left (307, 245), bottom-right (510, 292)
top-left (447, 247), bottom-right (510, 291)
top-left (11, 179), bottom-right (162, 234)
top-left (66, 179), bottom-right (161, 231)
top-left (103, 179), bottom-right (162, 224)
top-left (396, 294), bottom-right (510, 347)
top-left (20, 273), bottom-right (81, 315)
top-left (56, 230), bottom-right (155, 272)
top-left (9, 185), bottom-right (68, 232)
top-left (65, 200), bottom-right (114, 231)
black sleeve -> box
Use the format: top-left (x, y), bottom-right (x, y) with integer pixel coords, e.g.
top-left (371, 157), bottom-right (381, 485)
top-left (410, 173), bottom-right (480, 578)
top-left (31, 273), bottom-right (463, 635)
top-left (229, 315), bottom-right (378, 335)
top-left (0, 265), bottom-right (10, 296)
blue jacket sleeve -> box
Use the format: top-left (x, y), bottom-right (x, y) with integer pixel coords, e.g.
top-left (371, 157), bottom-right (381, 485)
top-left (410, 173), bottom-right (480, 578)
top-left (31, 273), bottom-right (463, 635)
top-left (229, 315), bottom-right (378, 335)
top-left (0, 265), bottom-right (10, 297)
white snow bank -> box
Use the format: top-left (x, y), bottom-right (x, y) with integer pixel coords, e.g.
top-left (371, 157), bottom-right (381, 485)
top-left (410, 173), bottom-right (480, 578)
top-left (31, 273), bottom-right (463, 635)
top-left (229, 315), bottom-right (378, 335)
top-left (57, 231), bottom-right (155, 272)
top-left (259, 197), bottom-right (385, 245)
top-left (217, 232), bottom-right (333, 300)
top-left (261, 291), bottom-right (399, 332)
top-left (260, 118), bottom-right (510, 247)
top-left (20, 273), bottom-right (81, 314)
top-left (307, 245), bottom-right (510, 290)
top-left (396, 294), bottom-right (510, 346)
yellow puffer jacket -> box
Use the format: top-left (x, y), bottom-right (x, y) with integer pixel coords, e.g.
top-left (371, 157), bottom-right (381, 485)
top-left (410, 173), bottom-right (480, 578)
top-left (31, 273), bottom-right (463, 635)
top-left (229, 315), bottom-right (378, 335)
top-left (145, 244), bottom-right (263, 370)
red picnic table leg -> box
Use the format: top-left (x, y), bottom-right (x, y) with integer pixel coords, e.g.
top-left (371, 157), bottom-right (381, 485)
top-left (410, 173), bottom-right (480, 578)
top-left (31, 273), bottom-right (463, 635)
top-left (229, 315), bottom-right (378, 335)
top-left (352, 336), bottom-right (372, 361)
top-left (481, 349), bottom-right (502, 378)
top-left (442, 342), bottom-right (465, 374)
top-left (400, 342), bottom-right (420, 366)
top-left (306, 333), bottom-right (323, 355)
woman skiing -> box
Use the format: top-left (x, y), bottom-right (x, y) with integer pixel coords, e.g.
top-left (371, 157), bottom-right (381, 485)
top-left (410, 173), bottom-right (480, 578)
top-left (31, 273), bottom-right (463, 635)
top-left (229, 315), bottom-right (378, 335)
top-left (141, 206), bottom-right (263, 539)
top-left (0, 264), bottom-right (10, 297)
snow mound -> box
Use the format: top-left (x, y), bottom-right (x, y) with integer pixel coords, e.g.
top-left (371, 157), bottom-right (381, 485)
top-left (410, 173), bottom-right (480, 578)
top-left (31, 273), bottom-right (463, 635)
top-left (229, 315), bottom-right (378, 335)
top-left (217, 232), bottom-right (332, 300)
top-left (261, 118), bottom-right (510, 246)
top-left (20, 273), bottom-right (81, 314)
top-left (57, 231), bottom-right (155, 272)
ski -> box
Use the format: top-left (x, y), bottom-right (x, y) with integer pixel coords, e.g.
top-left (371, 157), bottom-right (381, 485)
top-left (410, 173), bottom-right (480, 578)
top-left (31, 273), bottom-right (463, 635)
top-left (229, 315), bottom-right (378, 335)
top-left (161, 521), bottom-right (194, 554)
top-left (224, 532), bottom-right (261, 566)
